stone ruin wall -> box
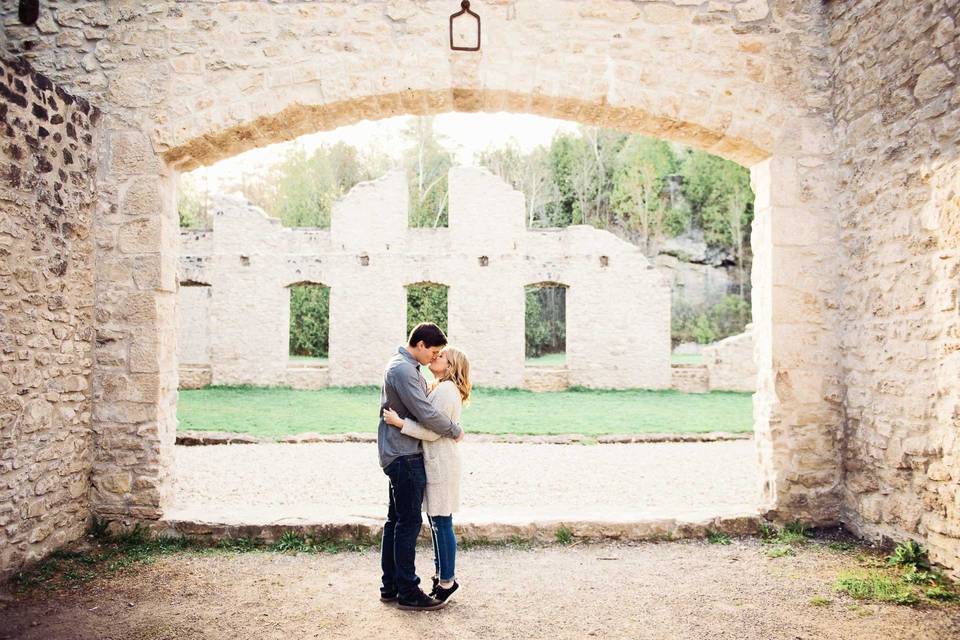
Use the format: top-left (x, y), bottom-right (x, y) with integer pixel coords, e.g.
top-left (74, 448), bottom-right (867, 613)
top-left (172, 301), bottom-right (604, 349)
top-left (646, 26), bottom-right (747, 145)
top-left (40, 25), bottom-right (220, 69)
top-left (176, 167), bottom-right (673, 390)
top-left (703, 328), bottom-right (757, 393)
top-left (0, 56), bottom-right (99, 581)
top-left (829, 0), bottom-right (960, 571)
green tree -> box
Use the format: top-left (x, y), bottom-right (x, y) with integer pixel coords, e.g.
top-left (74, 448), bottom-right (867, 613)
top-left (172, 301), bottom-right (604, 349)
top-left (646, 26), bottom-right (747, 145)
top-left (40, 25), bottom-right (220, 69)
top-left (289, 284), bottom-right (330, 357)
top-left (477, 142), bottom-right (559, 227)
top-left (406, 284), bottom-right (448, 335)
top-left (679, 150), bottom-right (754, 297)
top-left (404, 117), bottom-right (453, 227)
top-left (269, 141), bottom-right (385, 228)
top-left (525, 285), bottom-right (566, 357)
top-left (611, 136), bottom-right (678, 250)
top-left (546, 133), bottom-right (579, 226)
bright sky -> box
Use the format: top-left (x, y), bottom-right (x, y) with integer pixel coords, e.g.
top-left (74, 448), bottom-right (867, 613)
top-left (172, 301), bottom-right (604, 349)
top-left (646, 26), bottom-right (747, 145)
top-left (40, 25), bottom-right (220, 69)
top-left (190, 112), bottom-right (579, 191)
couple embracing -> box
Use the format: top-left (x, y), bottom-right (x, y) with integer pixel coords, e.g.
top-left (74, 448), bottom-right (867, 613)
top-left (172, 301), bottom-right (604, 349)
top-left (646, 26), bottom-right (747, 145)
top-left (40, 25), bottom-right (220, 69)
top-left (377, 322), bottom-right (472, 611)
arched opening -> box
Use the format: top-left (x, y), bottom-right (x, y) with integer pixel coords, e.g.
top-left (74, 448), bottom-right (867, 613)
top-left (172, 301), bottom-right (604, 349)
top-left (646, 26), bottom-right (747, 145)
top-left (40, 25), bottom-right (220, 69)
top-left (57, 3), bottom-right (841, 536)
top-left (166, 109), bottom-right (769, 531)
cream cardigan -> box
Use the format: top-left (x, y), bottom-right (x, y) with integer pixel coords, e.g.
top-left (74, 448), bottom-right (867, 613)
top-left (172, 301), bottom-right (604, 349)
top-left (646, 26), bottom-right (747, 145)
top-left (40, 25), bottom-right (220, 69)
top-left (401, 380), bottom-right (462, 516)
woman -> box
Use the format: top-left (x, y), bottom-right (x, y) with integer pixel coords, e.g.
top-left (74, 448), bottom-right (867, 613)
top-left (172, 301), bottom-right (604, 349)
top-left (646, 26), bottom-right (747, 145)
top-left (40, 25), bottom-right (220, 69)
top-left (382, 346), bottom-right (470, 603)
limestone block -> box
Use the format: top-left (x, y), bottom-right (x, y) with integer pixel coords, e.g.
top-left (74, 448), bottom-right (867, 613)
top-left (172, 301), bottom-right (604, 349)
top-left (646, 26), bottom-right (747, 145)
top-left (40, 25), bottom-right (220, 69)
top-left (735, 0), bottom-right (769, 22)
top-left (118, 218), bottom-right (161, 254)
top-left (644, 4), bottom-right (685, 24)
top-left (121, 176), bottom-right (163, 217)
top-left (109, 130), bottom-right (160, 176)
top-left (914, 64), bottom-right (954, 102)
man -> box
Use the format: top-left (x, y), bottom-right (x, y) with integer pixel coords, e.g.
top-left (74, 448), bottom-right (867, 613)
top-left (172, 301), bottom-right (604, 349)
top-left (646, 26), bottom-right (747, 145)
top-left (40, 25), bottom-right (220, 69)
top-left (378, 322), bottom-right (464, 611)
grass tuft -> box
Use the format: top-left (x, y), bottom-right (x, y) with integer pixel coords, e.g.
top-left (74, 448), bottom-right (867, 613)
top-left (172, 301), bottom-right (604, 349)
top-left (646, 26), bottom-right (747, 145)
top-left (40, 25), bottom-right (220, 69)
top-left (832, 541), bottom-right (959, 607)
top-left (766, 545), bottom-right (793, 558)
top-left (555, 526), bottom-right (574, 545)
top-left (706, 530), bottom-right (731, 545)
top-left (834, 571), bottom-right (919, 605)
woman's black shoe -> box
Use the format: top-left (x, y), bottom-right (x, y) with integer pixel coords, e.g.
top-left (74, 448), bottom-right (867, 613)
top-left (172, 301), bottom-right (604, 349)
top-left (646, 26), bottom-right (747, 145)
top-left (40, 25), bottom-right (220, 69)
top-left (428, 576), bottom-right (439, 597)
top-left (433, 581), bottom-right (459, 602)
top-left (397, 589), bottom-right (448, 611)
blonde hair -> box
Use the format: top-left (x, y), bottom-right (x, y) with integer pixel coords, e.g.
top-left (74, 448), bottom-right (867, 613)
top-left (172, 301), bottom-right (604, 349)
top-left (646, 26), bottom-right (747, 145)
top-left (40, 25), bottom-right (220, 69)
top-left (433, 346), bottom-right (472, 405)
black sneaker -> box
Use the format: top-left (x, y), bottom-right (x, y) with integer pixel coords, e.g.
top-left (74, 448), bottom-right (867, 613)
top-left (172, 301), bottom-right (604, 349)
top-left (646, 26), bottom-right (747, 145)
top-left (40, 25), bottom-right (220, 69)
top-left (380, 590), bottom-right (398, 603)
top-left (397, 589), bottom-right (448, 611)
top-left (433, 581), bottom-right (459, 603)
top-left (428, 576), bottom-right (439, 597)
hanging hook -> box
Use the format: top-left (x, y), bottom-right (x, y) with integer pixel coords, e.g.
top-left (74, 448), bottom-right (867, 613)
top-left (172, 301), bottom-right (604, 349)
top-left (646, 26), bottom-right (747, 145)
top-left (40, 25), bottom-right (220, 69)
top-left (19, 0), bottom-right (40, 26)
top-left (449, 0), bottom-right (481, 52)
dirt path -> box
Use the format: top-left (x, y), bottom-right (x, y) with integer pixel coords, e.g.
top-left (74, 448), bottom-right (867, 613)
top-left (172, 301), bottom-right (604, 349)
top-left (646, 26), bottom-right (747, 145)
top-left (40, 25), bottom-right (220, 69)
top-left (167, 441), bottom-right (760, 525)
top-left (3, 540), bottom-right (957, 640)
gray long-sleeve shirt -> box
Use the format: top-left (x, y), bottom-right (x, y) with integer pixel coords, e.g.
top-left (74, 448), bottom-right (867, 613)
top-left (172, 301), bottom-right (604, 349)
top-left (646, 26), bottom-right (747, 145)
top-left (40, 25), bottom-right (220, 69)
top-left (377, 346), bottom-right (462, 468)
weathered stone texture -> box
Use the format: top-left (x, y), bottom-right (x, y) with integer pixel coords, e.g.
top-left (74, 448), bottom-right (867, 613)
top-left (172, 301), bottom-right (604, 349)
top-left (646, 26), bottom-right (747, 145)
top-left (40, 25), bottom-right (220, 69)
top-left (0, 55), bottom-right (98, 581)
top-left (703, 328), bottom-right (757, 392)
top-left (176, 169), bottom-right (672, 390)
top-left (829, 0), bottom-right (960, 572)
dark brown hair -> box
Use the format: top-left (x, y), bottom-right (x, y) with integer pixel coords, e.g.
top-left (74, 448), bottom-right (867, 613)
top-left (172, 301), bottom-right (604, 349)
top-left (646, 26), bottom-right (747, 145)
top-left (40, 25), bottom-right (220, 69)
top-left (408, 322), bottom-right (448, 349)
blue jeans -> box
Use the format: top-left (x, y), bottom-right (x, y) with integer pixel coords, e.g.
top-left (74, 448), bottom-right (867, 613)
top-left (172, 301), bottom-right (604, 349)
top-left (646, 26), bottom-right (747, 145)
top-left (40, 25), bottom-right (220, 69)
top-left (428, 514), bottom-right (456, 582)
top-left (381, 454), bottom-right (427, 599)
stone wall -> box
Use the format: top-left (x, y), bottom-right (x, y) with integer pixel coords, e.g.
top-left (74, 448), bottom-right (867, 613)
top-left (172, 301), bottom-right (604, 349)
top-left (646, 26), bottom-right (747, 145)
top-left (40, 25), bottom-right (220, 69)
top-left (176, 168), bottom-right (672, 390)
top-left (0, 55), bottom-right (98, 580)
top-left (829, 0), bottom-right (960, 572)
top-left (703, 328), bottom-right (757, 392)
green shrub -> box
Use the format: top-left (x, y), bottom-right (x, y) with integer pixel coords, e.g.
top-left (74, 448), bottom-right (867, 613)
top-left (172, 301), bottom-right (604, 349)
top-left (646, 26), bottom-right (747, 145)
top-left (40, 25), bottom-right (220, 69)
top-left (406, 284), bottom-right (448, 335)
top-left (526, 285), bottom-right (566, 358)
top-left (886, 540), bottom-right (930, 570)
top-left (289, 284), bottom-right (330, 357)
top-left (672, 296), bottom-right (751, 346)
top-left (707, 530), bottom-right (731, 545)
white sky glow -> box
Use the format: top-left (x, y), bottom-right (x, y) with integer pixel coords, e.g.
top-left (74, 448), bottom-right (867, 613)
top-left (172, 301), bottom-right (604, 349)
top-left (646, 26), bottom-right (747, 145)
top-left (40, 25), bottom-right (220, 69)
top-left (188, 112), bottom-right (579, 190)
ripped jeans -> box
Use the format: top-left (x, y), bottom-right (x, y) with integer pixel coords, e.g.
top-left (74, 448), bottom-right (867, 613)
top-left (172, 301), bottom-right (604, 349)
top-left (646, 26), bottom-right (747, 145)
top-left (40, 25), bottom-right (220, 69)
top-left (427, 514), bottom-right (456, 582)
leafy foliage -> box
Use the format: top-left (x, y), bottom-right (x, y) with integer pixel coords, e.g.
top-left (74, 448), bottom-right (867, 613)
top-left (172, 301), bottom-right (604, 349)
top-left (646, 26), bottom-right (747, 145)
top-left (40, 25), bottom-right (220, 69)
top-left (672, 295), bottom-right (752, 346)
top-left (707, 530), bottom-right (732, 545)
top-left (525, 285), bottom-right (566, 358)
top-left (886, 540), bottom-right (930, 570)
top-left (289, 284), bottom-right (330, 358)
top-left (406, 283), bottom-right (448, 335)
top-left (405, 117), bottom-right (453, 228)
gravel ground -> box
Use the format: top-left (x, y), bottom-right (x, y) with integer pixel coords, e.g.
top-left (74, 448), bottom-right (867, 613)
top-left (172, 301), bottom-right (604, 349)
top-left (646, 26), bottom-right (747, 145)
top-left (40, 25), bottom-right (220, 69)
top-left (3, 540), bottom-right (958, 640)
top-left (167, 441), bottom-right (761, 525)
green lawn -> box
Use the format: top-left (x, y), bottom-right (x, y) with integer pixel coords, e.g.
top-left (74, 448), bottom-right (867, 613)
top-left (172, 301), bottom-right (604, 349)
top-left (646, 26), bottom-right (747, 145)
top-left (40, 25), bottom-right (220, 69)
top-left (671, 353), bottom-right (704, 365)
top-left (177, 386), bottom-right (753, 438)
top-left (289, 355), bottom-right (328, 364)
top-left (526, 353), bottom-right (566, 366)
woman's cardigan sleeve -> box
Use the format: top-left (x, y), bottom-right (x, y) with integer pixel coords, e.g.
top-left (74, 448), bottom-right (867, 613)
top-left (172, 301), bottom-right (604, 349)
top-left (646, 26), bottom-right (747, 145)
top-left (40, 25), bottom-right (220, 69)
top-left (400, 382), bottom-right (460, 442)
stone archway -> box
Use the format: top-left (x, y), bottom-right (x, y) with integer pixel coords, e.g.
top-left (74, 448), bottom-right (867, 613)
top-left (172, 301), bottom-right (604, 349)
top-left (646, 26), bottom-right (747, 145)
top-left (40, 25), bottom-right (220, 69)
top-left (1, 0), bottom-right (848, 569)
